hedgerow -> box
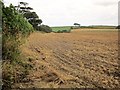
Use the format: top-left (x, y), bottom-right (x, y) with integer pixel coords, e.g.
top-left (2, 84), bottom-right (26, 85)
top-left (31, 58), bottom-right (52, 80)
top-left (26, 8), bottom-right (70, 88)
top-left (2, 4), bottom-right (34, 61)
top-left (2, 3), bottom-right (34, 89)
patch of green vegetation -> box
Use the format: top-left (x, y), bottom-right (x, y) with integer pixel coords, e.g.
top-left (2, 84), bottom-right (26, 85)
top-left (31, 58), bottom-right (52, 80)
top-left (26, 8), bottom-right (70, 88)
top-left (2, 4), bottom-right (34, 61)
top-left (51, 26), bottom-right (71, 32)
top-left (80, 29), bottom-right (118, 32)
top-left (51, 25), bottom-right (116, 32)
top-left (80, 25), bottom-right (116, 29)
top-left (38, 25), bottom-right (52, 33)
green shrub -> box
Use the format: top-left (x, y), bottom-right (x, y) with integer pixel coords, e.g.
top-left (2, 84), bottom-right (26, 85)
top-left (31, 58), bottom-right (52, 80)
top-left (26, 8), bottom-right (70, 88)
top-left (56, 29), bottom-right (71, 33)
top-left (2, 3), bottom-right (34, 89)
top-left (2, 4), bottom-right (34, 61)
top-left (116, 25), bottom-right (120, 29)
top-left (51, 26), bottom-right (71, 32)
top-left (2, 4), bottom-right (34, 36)
top-left (38, 25), bottom-right (52, 33)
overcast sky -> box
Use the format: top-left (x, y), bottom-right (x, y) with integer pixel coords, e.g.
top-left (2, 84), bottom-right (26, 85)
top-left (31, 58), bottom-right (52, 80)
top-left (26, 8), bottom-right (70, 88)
top-left (3, 0), bottom-right (119, 26)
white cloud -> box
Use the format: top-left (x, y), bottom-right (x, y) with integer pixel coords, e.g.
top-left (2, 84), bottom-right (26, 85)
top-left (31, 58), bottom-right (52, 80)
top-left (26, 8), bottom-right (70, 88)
top-left (3, 0), bottom-right (119, 26)
top-left (94, 0), bottom-right (118, 6)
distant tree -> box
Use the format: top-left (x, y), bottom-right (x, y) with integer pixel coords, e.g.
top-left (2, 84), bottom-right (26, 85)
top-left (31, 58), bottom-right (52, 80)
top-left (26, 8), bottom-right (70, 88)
top-left (73, 23), bottom-right (81, 29)
top-left (116, 25), bottom-right (120, 29)
top-left (74, 23), bottom-right (80, 27)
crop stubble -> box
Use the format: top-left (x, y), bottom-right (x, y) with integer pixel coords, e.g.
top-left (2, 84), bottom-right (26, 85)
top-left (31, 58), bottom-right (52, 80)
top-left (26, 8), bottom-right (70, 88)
top-left (19, 29), bottom-right (119, 88)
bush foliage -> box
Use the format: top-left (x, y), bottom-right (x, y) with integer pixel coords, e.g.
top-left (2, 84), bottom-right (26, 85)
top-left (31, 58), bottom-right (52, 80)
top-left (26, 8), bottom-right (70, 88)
top-left (38, 25), bottom-right (52, 33)
top-left (55, 29), bottom-right (71, 33)
top-left (2, 4), bottom-right (34, 61)
top-left (116, 25), bottom-right (120, 29)
top-left (2, 4), bottom-right (34, 36)
top-left (2, 2), bottom-right (34, 89)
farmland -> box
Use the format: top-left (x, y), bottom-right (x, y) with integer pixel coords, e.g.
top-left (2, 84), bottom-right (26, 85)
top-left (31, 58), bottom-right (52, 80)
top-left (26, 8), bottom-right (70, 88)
top-left (51, 26), bottom-right (71, 32)
top-left (51, 25), bottom-right (116, 32)
top-left (2, 0), bottom-right (119, 89)
top-left (13, 29), bottom-right (120, 88)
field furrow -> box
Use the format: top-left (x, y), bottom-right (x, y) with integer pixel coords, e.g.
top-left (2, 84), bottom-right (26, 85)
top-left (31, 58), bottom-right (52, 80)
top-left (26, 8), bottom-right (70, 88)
top-left (19, 29), bottom-right (119, 88)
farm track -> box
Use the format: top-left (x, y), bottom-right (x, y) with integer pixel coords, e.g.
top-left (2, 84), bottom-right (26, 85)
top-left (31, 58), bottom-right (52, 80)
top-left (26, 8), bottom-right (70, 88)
top-left (18, 29), bottom-right (119, 88)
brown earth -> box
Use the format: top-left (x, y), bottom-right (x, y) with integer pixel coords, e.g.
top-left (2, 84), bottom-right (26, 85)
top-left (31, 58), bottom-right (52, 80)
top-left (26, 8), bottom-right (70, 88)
top-left (16, 29), bottom-right (119, 88)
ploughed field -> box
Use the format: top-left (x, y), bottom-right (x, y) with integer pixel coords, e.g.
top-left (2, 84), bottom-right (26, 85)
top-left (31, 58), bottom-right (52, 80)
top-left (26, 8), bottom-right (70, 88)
top-left (19, 29), bottom-right (119, 88)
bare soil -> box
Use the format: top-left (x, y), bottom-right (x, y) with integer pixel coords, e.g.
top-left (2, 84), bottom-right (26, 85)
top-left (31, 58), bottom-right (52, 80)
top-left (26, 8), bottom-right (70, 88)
top-left (16, 29), bottom-right (119, 88)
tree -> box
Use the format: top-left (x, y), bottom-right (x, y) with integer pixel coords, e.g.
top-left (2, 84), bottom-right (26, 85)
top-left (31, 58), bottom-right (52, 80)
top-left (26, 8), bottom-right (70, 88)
top-left (73, 23), bottom-right (81, 29)
top-left (74, 23), bottom-right (80, 27)
top-left (15, 2), bottom-right (42, 30)
top-left (116, 25), bottom-right (120, 29)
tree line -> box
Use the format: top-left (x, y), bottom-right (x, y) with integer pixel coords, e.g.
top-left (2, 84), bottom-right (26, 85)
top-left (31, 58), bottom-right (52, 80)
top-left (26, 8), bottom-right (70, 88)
top-left (15, 2), bottom-right (52, 33)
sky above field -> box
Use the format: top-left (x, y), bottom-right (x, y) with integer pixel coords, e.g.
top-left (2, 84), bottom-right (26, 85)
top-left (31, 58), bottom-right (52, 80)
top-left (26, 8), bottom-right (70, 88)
top-left (3, 0), bottom-right (119, 26)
